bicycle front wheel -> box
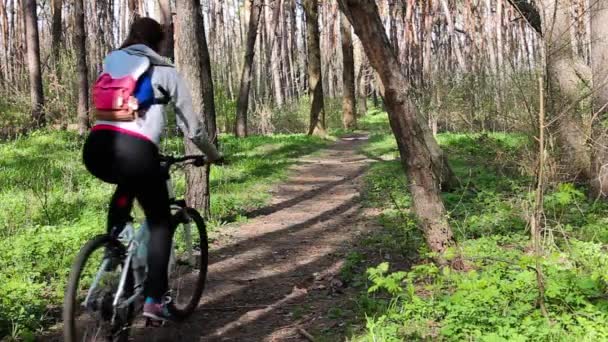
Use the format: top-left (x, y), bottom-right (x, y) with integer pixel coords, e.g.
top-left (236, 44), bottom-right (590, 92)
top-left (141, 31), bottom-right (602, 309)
top-left (63, 235), bottom-right (134, 342)
top-left (167, 207), bottom-right (209, 320)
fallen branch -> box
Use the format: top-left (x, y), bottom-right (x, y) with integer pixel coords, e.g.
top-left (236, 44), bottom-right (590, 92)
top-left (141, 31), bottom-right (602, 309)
top-left (297, 327), bottom-right (316, 342)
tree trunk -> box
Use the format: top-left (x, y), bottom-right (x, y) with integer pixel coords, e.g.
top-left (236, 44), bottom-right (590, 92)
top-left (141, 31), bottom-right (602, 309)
top-left (388, 0), bottom-right (399, 54)
top-left (288, 0), bottom-right (299, 97)
top-left (541, 0), bottom-right (593, 181)
top-left (439, 0), bottom-right (467, 72)
top-left (341, 13), bottom-right (356, 129)
top-left (339, 0), bottom-right (456, 257)
top-left (485, 0), bottom-right (498, 77)
top-left (0, 0), bottom-right (10, 84)
top-left (175, 0), bottom-right (217, 215)
top-left (158, 0), bottom-right (174, 60)
top-left (23, 0), bottom-right (44, 125)
top-left (300, 6), bottom-right (308, 92)
top-left (303, 0), bottom-right (326, 136)
top-left (357, 56), bottom-right (369, 115)
top-left (235, 0), bottom-right (262, 137)
top-left (269, 0), bottom-right (284, 107)
top-left (496, 0), bottom-right (505, 81)
top-left (74, 0), bottom-right (89, 135)
top-left (590, 0), bottom-right (608, 197)
top-left (422, 0), bottom-right (433, 81)
top-left (281, 0), bottom-right (294, 100)
top-left (128, 0), bottom-right (140, 23)
top-left (51, 0), bottom-right (62, 65)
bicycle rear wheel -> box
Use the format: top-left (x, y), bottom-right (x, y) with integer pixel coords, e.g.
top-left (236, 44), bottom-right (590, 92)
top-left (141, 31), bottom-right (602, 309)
top-left (63, 235), bottom-right (134, 342)
top-left (167, 207), bottom-right (209, 320)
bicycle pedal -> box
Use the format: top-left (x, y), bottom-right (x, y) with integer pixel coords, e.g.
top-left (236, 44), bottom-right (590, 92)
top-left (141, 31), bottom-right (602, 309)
top-left (145, 318), bottom-right (165, 328)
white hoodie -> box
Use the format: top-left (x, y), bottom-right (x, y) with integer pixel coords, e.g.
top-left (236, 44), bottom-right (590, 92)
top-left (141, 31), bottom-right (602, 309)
top-left (94, 44), bottom-right (221, 161)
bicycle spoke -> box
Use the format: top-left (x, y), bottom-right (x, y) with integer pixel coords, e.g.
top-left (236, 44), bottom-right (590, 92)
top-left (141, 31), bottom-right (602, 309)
top-left (165, 208), bottom-right (208, 318)
top-left (169, 219), bottom-right (201, 308)
top-left (65, 236), bottom-right (133, 342)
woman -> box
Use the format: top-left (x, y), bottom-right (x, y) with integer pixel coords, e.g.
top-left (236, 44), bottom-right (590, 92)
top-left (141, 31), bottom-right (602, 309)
top-left (82, 17), bottom-right (222, 321)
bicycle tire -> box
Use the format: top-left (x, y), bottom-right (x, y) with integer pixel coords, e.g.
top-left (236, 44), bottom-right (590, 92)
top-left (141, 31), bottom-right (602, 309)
top-left (167, 207), bottom-right (209, 320)
top-left (63, 234), bottom-right (134, 342)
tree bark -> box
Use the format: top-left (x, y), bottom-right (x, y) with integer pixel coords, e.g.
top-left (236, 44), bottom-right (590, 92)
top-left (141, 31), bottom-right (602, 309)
top-left (341, 13), bottom-right (356, 129)
top-left (175, 0), bottom-right (217, 215)
top-left (303, 0), bottom-right (326, 136)
top-left (496, 0), bottom-right (505, 81)
top-left (541, 0), bottom-right (593, 181)
top-left (235, 0), bottom-right (263, 137)
top-left (339, 0), bottom-right (456, 256)
top-left (74, 0), bottom-right (89, 135)
top-left (51, 0), bottom-right (62, 65)
top-left (128, 0), bottom-right (140, 23)
top-left (281, 0), bottom-right (294, 100)
top-left (269, 0), bottom-right (284, 107)
top-left (288, 0), bottom-right (299, 97)
top-left (158, 0), bottom-right (174, 60)
top-left (357, 55), bottom-right (370, 115)
top-left (439, 0), bottom-right (467, 72)
top-left (388, 0), bottom-right (399, 54)
top-left (0, 0), bottom-right (10, 84)
top-left (23, 0), bottom-right (44, 125)
top-left (589, 0), bottom-right (608, 197)
top-left (422, 0), bottom-right (433, 81)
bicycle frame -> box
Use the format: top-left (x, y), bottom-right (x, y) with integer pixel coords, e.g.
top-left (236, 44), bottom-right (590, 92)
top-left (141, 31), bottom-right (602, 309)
top-left (82, 168), bottom-right (195, 312)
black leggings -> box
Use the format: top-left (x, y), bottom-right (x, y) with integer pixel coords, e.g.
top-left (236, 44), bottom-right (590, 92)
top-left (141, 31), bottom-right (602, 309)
top-left (83, 129), bottom-right (172, 300)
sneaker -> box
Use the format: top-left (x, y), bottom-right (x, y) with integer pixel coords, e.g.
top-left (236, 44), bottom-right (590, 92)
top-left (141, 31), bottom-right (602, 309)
top-left (142, 297), bottom-right (173, 321)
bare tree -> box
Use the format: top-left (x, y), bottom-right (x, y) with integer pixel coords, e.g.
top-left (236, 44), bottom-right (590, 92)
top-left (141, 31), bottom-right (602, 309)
top-left (175, 0), bottom-right (217, 215)
top-left (128, 0), bottom-right (141, 24)
top-left (74, 0), bottom-right (89, 135)
top-left (268, 0), bottom-right (284, 107)
top-left (339, 0), bottom-right (456, 256)
top-left (23, 0), bottom-right (44, 125)
top-left (590, 0), bottom-right (608, 197)
top-left (235, 0), bottom-right (263, 137)
top-left (0, 0), bottom-right (10, 85)
top-left (158, 0), bottom-right (174, 60)
top-left (341, 13), bottom-right (356, 129)
top-left (51, 0), bottom-right (62, 65)
top-left (303, 0), bottom-right (326, 136)
top-left (541, 0), bottom-right (592, 181)
top-left (439, 0), bottom-right (467, 71)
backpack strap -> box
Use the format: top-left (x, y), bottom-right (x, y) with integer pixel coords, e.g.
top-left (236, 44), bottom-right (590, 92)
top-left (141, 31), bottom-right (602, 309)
top-left (154, 86), bottom-right (171, 105)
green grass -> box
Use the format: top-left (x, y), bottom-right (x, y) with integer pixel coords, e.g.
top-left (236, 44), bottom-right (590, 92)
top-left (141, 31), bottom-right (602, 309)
top-left (0, 129), bottom-right (328, 338)
top-left (350, 113), bottom-right (608, 341)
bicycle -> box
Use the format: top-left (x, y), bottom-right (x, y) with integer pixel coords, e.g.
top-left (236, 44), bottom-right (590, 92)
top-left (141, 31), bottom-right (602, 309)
top-left (63, 155), bottom-right (210, 342)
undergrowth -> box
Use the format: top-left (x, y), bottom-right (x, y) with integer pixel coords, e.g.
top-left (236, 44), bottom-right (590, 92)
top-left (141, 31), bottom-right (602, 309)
top-left (0, 129), bottom-right (328, 338)
top-left (349, 113), bottom-right (608, 341)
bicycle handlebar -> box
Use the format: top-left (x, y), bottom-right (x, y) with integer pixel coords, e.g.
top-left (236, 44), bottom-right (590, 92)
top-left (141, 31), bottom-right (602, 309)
top-left (160, 154), bottom-right (207, 167)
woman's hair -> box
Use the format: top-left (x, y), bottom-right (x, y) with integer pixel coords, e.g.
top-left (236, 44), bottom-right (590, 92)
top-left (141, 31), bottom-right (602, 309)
top-left (120, 17), bottom-right (164, 52)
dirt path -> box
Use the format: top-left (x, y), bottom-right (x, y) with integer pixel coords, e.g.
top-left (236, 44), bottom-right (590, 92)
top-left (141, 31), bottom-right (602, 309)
top-left (129, 134), bottom-right (377, 342)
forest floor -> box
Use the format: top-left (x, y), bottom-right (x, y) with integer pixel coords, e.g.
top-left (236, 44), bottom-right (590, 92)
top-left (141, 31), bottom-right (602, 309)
top-left (128, 133), bottom-right (385, 341)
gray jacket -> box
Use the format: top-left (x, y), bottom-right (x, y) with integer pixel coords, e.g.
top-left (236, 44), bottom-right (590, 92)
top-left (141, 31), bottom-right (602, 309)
top-left (95, 44), bottom-right (221, 160)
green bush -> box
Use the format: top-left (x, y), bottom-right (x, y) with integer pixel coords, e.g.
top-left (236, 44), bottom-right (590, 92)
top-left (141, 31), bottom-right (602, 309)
top-left (355, 236), bottom-right (608, 341)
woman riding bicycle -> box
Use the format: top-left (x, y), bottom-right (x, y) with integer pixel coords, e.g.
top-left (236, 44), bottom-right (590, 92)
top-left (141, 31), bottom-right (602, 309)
top-left (82, 17), bottom-right (222, 322)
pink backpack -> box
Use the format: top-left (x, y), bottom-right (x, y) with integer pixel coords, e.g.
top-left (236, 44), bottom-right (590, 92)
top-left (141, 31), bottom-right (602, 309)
top-left (92, 51), bottom-right (150, 122)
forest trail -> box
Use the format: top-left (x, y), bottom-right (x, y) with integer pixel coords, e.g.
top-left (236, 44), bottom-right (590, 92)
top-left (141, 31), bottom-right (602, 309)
top-left (131, 133), bottom-right (377, 341)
